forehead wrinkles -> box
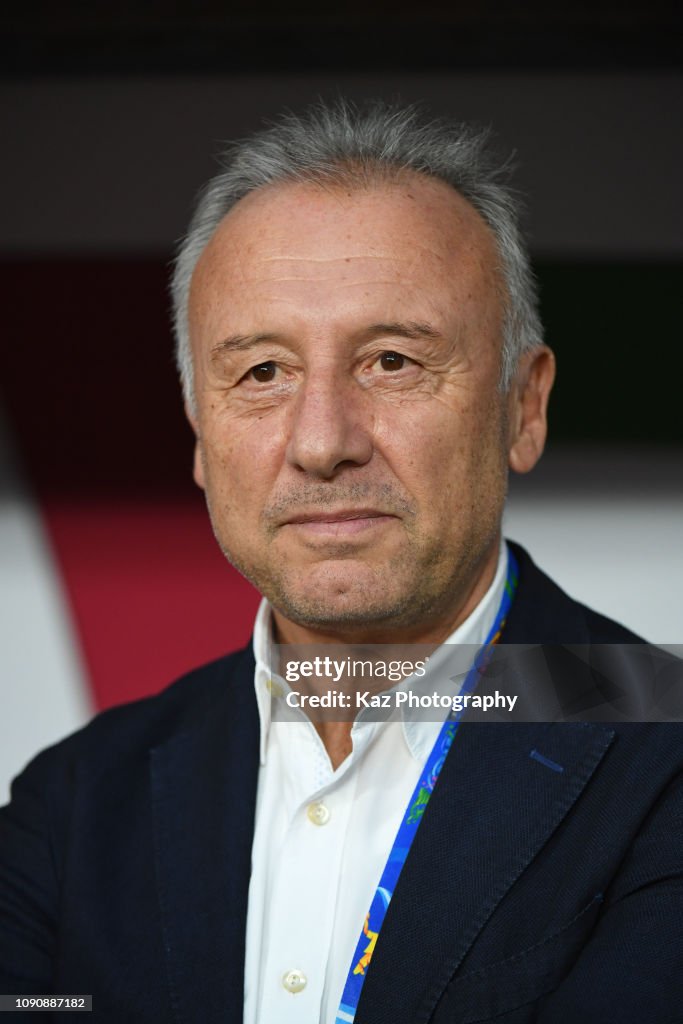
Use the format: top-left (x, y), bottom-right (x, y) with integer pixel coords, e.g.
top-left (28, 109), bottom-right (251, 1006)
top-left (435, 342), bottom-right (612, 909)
top-left (189, 180), bottom-right (502, 338)
top-left (258, 227), bottom-right (459, 270)
top-left (229, 251), bottom-right (439, 293)
top-left (204, 264), bottom-right (454, 342)
top-left (192, 246), bottom-right (427, 323)
top-left (255, 252), bottom-right (421, 276)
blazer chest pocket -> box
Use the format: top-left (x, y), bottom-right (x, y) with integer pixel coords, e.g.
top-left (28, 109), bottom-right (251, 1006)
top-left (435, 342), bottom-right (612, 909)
top-left (433, 894), bottom-right (605, 1024)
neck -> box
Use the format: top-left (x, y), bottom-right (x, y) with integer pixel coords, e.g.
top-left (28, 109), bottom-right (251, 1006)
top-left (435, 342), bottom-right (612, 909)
top-left (315, 720), bottom-right (354, 771)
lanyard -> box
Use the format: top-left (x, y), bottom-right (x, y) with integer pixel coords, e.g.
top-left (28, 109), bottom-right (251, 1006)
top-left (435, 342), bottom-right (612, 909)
top-left (335, 547), bottom-right (519, 1024)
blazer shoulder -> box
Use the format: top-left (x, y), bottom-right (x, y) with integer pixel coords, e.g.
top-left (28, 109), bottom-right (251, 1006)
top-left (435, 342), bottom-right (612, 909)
top-left (578, 604), bottom-right (646, 644)
top-left (506, 541), bottom-right (647, 645)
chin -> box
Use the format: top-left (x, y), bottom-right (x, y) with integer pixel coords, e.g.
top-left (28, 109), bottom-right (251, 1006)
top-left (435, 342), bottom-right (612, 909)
top-left (267, 567), bottom-right (410, 629)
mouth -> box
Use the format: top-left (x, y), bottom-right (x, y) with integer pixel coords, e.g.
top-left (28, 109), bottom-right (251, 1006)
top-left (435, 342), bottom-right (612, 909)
top-left (281, 508), bottom-right (399, 538)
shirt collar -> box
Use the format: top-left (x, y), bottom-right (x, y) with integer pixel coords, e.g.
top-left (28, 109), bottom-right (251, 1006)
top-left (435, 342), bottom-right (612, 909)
top-left (252, 538), bottom-right (509, 765)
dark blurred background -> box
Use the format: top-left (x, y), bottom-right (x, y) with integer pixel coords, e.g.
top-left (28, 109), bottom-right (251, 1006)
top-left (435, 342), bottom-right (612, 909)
top-left (1, 1), bottom-right (681, 798)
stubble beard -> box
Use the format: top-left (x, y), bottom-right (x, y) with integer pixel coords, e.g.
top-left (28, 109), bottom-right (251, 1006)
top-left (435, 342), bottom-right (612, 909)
top-left (209, 506), bottom-right (502, 640)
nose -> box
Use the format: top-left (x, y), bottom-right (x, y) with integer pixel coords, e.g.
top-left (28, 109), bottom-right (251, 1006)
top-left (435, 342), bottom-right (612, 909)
top-left (285, 370), bottom-right (374, 479)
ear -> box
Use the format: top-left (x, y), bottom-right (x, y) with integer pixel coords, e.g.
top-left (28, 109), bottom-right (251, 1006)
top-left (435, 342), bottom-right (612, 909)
top-left (508, 346), bottom-right (556, 474)
top-left (184, 401), bottom-right (206, 490)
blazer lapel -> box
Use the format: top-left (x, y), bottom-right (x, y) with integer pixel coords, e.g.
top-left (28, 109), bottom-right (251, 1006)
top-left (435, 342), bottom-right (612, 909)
top-left (150, 648), bottom-right (259, 1024)
top-left (357, 719), bottom-right (614, 1024)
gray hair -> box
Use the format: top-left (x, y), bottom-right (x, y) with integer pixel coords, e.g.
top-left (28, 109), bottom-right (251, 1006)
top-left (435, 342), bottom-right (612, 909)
top-left (171, 100), bottom-right (543, 407)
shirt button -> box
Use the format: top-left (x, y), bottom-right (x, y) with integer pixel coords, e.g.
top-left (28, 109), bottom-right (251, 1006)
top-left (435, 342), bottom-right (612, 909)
top-left (266, 678), bottom-right (283, 698)
top-left (306, 801), bottom-right (331, 826)
top-left (282, 968), bottom-right (307, 993)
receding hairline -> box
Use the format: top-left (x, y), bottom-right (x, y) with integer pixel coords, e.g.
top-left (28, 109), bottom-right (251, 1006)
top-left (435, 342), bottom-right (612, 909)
top-left (189, 165), bottom-right (505, 307)
top-left (196, 159), bottom-right (500, 240)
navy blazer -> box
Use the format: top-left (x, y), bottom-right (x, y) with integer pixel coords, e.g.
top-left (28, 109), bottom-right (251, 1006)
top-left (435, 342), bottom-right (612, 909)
top-left (1, 545), bottom-right (682, 1022)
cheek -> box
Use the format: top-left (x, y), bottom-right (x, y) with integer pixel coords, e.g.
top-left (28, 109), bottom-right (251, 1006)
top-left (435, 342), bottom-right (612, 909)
top-left (386, 396), bottom-right (506, 511)
top-left (385, 398), bottom-right (478, 472)
top-left (200, 418), bottom-right (283, 512)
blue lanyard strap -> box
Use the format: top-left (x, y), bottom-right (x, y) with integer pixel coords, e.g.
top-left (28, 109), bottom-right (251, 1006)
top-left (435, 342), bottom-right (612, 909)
top-left (335, 547), bottom-right (519, 1024)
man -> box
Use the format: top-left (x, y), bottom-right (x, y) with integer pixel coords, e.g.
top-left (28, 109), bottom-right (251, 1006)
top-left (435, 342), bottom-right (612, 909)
top-left (0, 101), bottom-right (681, 1023)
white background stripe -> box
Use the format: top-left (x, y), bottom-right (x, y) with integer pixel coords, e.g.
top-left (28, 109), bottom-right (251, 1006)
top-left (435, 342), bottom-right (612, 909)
top-left (0, 411), bottom-right (90, 804)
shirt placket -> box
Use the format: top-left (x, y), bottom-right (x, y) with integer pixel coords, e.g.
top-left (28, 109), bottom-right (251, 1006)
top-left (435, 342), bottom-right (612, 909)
top-left (257, 721), bottom-right (361, 1024)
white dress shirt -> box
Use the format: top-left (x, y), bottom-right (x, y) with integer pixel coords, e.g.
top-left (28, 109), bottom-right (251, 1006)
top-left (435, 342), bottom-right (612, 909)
top-left (243, 540), bottom-right (509, 1024)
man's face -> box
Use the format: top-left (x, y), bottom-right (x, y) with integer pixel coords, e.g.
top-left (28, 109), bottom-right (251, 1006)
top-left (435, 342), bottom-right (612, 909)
top-left (187, 175), bottom-right (544, 641)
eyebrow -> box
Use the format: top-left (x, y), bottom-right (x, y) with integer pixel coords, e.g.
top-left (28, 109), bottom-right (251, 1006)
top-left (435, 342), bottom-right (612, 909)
top-left (210, 334), bottom-right (278, 360)
top-left (210, 320), bottom-right (442, 361)
top-left (362, 321), bottom-right (442, 342)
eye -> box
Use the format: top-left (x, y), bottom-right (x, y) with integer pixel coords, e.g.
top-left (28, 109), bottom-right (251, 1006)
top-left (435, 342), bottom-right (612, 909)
top-left (248, 361), bottom-right (277, 383)
top-left (379, 351), bottom-right (405, 372)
